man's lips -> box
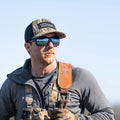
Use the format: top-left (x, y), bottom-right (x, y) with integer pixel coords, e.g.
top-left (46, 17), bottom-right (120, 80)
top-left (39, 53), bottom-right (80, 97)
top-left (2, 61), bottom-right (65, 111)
top-left (44, 51), bottom-right (54, 56)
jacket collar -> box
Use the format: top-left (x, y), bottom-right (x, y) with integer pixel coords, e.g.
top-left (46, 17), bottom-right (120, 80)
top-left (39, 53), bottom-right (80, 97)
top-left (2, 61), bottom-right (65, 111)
top-left (7, 59), bottom-right (33, 85)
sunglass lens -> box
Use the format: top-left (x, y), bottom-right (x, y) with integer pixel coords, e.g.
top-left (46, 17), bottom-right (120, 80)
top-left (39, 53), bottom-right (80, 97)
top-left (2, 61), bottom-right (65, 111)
top-left (51, 38), bottom-right (60, 46)
top-left (36, 38), bottom-right (48, 46)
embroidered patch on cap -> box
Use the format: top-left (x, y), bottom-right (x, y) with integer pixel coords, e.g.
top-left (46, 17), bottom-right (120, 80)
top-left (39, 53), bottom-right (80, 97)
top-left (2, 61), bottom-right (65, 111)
top-left (37, 22), bottom-right (56, 29)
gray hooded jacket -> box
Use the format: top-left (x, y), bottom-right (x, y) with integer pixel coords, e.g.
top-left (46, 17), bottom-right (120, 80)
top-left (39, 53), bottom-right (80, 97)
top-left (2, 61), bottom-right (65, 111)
top-left (0, 59), bottom-right (115, 120)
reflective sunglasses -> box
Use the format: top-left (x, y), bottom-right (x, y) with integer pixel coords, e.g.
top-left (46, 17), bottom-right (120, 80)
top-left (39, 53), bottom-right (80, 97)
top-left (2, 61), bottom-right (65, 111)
top-left (30, 37), bottom-right (60, 46)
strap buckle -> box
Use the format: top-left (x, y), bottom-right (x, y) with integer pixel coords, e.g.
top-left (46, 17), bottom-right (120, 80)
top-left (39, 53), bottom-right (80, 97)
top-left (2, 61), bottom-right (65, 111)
top-left (58, 91), bottom-right (70, 108)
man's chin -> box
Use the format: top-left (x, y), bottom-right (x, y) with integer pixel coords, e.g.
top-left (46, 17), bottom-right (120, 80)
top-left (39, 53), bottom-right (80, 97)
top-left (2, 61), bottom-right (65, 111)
top-left (43, 58), bottom-right (55, 65)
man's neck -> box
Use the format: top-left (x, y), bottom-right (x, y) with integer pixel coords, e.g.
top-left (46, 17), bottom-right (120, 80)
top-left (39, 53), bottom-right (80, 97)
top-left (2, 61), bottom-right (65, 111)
top-left (31, 60), bottom-right (57, 77)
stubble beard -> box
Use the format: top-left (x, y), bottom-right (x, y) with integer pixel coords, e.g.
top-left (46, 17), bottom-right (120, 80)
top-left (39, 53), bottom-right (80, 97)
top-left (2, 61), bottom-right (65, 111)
top-left (41, 52), bottom-right (56, 66)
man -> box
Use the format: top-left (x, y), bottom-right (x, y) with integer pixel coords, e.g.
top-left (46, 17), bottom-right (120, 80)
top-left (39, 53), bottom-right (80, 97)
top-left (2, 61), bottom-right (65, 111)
top-left (0, 18), bottom-right (115, 120)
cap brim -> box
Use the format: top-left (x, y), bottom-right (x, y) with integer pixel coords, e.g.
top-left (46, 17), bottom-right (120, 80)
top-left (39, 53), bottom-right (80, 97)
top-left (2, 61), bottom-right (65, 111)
top-left (32, 30), bottom-right (66, 39)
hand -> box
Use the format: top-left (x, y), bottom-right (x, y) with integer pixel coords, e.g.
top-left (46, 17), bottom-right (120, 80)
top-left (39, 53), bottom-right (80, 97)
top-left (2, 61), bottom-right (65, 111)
top-left (49, 108), bottom-right (80, 120)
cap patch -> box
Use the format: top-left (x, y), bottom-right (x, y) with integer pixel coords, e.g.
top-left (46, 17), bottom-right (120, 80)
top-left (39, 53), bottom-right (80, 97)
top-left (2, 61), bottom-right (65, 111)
top-left (37, 22), bottom-right (56, 29)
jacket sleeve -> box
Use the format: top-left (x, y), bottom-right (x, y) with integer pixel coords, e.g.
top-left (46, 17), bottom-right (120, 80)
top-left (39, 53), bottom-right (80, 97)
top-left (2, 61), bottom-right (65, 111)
top-left (0, 79), bottom-right (16, 120)
top-left (72, 67), bottom-right (115, 120)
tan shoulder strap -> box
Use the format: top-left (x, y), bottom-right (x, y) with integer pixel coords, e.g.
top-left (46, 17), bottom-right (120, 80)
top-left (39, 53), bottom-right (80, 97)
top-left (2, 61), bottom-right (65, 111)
top-left (58, 62), bottom-right (72, 108)
top-left (58, 62), bottom-right (72, 89)
top-left (49, 62), bottom-right (72, 109)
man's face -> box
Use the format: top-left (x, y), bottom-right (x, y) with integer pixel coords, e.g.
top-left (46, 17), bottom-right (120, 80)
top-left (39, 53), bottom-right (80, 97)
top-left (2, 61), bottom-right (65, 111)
top-left (25, 33), bottom-right (58, 65)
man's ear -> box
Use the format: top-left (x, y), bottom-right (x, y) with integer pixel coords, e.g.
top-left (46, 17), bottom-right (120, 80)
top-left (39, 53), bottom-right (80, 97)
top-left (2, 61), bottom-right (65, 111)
top-left (24, 43), bottom-right (31, 53)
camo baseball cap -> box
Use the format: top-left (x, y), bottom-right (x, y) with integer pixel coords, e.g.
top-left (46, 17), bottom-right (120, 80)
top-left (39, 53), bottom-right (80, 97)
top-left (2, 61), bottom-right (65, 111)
top-left (25, 18), bottom-right (66, 43)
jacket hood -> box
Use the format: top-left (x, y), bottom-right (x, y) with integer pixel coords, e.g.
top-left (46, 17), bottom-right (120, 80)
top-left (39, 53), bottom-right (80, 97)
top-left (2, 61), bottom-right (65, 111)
top-left (7, 59), bottom-right (33, 84)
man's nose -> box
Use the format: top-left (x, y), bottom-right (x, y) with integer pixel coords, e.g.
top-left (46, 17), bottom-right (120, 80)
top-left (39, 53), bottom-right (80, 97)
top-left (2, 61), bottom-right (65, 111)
top-left (47, 40), bottom-right (54, 48)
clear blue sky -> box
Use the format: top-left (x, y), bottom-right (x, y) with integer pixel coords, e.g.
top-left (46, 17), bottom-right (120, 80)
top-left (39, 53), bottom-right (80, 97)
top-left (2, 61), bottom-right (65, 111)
top-left (0, 0), bottom-right (120, 105)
